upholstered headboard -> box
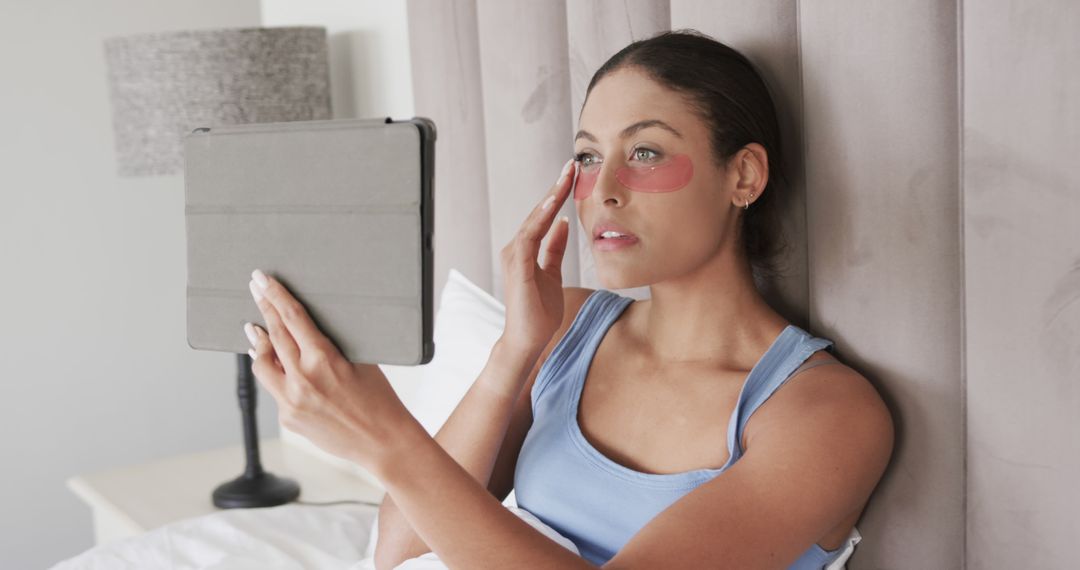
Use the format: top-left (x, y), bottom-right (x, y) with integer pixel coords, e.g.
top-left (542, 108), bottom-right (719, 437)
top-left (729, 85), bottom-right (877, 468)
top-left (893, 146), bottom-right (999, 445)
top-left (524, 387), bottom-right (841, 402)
top-left (392, 1), bottom-right (1079, 567)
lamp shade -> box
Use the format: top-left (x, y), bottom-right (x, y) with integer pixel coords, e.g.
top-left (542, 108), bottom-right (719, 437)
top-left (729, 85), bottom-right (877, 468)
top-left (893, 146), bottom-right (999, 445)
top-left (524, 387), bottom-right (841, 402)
top-left (103, 26), bottom-right (332, 177)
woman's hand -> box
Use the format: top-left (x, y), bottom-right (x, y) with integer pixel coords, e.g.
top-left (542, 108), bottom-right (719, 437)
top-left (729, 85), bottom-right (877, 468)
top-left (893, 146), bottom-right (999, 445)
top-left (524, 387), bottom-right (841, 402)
top-left (243, 269), bottom-right (416, 474)
top-left (498, 157), bottom-right (577, 358)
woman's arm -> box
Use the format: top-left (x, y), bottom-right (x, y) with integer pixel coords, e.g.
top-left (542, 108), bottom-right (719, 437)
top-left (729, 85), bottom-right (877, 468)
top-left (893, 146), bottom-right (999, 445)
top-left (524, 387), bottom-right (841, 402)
top-left (375, 285), bottom-right (593, 569)
top-left (245, 159), bottom-right (584, 568)
top-left (371, 393), bottom-right (596, 570)
top-left (375, 158), bottom-right (583, 568)
top-left (373, 338), bottom-right (540, 569)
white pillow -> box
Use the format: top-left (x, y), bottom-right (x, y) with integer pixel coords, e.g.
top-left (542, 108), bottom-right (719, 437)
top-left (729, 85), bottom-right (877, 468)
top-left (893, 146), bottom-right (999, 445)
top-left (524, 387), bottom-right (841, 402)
top-left (407, 268), bottom-right (506, 436)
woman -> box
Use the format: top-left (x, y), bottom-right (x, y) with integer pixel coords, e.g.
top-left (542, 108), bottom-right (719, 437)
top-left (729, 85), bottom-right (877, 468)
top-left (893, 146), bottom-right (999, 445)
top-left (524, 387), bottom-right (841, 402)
top-left (244, 29), bottom-right (894, 569)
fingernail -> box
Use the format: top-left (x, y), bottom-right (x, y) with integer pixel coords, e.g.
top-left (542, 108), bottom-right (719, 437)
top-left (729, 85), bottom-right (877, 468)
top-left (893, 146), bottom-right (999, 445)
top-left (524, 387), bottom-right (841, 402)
top-left (244, 322), bottom-right (258, 346)
top-left (252, 269), bottom-right (268, 290)
top-left (559, 215), bottom-right (569, 224)
top-left (249, 279), bottom-right (264, 302)
top-left (247, 348), bottom-right (257, 360)
top-left (556, 158), bottom-right (573, 183)
top-left (541, 195), bottom-right (556, 211)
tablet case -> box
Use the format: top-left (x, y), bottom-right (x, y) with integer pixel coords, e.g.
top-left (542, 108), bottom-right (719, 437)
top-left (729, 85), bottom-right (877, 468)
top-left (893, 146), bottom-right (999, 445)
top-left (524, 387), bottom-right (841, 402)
top-left (184, 117), bottom-right (436, 365)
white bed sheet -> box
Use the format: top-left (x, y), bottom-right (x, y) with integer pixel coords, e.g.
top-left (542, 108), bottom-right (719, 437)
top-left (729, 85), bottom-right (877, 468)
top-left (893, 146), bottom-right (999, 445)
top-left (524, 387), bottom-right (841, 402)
top-left (51, 500), bottom-right (856, 569)
top-left (49, 501), bottom-right (574, 570)
top-left (52, 503), bottom-right (380, 570)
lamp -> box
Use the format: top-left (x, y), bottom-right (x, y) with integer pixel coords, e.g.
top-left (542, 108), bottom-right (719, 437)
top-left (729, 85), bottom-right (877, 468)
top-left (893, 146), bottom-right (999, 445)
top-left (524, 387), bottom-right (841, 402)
top-left (103, 26), bottom-right (333, 508)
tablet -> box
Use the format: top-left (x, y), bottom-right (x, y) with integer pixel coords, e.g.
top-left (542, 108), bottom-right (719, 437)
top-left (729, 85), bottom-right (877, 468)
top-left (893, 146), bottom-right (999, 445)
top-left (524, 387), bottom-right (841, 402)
top-left (183, 116), bottom-right (436, 366)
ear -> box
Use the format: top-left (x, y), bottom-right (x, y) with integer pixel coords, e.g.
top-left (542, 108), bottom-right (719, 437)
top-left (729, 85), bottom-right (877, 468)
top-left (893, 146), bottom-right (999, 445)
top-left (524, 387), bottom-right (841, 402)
top-left (731, 142), bottom-right (769, 208)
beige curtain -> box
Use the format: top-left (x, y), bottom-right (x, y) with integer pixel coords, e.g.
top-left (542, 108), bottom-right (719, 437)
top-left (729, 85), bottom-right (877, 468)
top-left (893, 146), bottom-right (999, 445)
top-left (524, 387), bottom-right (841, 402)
top-left (404, 1), bottom-right (1080, 568)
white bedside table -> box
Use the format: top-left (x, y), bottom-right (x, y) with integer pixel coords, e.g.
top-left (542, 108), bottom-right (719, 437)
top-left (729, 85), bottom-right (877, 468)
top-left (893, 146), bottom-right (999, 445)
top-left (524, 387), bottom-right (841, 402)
top-left (66, 437), bottom-right (386, 546)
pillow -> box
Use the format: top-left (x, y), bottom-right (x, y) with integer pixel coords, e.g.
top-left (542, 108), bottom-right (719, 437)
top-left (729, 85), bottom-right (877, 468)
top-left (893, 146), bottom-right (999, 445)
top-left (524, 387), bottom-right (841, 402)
top-left (407, 268), bottom-right (506, 436)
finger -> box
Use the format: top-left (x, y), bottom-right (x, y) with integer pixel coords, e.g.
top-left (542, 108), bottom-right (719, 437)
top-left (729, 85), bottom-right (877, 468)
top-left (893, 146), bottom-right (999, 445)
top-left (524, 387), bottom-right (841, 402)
top-left (570, 157), bottom-right (580, 198)
top-left (262, 298), bottom-right (302, 377)
top-left (253, 321), bottom-right (306, 410)
top-left (539, 215), bottom-right (571, 279)
top-left (247, 323), bottom-right (286, 398)
top-left (251, 280), bottom-right (302, 376)
top-left (245, 321), bottom-right (282, 371)
top-left (515, 159), bottom-right (576, 280)
top-left (251, 270), bottom-right (334, 355)
top-left (249, 345), bottom-right (283, 375)
top-left (535, 158), bottom-right (575, 221)
top-left (529, 158), bottom-right (575, 228)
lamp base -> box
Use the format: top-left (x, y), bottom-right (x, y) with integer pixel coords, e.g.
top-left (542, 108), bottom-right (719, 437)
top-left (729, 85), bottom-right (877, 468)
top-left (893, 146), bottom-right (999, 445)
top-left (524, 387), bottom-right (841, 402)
top-left (212, 471), bottom-right (300, 509)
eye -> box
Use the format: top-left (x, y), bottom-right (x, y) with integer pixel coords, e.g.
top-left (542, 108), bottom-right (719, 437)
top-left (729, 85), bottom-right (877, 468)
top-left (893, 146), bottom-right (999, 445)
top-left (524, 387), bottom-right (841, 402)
top-left (574, 151), bottom-right (600, 168)
top-left (632, 147), bottom-right (660, 162)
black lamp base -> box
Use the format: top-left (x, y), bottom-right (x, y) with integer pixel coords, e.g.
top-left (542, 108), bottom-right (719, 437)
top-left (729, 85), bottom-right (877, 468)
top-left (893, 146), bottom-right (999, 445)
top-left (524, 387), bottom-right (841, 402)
top-left (212, 353), bottom-right (302, 509)
top-left (212, 471), bottom-right (300, 509)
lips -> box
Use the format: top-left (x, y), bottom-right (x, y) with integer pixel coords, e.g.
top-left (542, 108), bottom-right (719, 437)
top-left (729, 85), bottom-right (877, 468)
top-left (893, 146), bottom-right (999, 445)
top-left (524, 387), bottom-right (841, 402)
top-left (592, 221), bottom-right (638, 241)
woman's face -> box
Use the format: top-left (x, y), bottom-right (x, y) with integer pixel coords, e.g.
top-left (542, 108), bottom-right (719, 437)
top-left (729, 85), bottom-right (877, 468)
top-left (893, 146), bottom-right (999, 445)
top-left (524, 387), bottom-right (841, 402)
top-left (574, 66), bottom-right (736, 290)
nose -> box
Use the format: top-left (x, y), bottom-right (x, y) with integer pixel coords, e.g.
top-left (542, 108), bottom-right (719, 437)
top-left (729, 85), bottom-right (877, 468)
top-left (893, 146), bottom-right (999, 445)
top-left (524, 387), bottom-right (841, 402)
top-left (588, 161), bottom-right (627, 206)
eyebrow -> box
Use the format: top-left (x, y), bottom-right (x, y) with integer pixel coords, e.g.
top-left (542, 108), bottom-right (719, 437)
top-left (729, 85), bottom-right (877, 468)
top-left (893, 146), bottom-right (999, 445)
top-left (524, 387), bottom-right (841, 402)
top-left (574, 119), bottom-right (683, 143)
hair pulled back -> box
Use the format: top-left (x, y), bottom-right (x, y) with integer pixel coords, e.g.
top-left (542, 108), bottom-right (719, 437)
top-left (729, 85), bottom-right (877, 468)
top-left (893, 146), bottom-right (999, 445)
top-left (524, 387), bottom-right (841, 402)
top-left (584, 29), bottom-right (789, 281)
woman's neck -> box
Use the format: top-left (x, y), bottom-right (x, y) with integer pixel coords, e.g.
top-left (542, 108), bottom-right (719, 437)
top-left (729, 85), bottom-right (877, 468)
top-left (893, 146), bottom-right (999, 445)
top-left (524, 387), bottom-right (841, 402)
top-left (627, 246), bottom-right (788, 368)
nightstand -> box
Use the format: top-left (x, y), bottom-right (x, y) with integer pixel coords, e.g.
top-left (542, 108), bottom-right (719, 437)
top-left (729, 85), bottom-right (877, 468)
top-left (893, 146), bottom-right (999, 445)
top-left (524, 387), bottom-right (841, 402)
top-left (66, 437), bottom-right (386, 546)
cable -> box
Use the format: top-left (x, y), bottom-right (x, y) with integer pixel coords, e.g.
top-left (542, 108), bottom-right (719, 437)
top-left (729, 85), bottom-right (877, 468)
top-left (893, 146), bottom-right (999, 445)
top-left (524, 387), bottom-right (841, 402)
top-left (296, 499), bottom-right (381, 507)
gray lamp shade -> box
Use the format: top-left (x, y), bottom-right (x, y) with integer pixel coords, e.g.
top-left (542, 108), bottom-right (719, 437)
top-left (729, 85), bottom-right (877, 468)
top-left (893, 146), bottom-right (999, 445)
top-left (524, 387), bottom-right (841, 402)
top-left (103, 26), bottom-right (332, 177)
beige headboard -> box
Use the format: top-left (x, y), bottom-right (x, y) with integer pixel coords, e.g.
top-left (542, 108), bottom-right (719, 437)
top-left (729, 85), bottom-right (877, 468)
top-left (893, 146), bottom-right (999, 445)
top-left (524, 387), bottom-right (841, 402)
top-left (405, 1), bottom-right (1079, 567)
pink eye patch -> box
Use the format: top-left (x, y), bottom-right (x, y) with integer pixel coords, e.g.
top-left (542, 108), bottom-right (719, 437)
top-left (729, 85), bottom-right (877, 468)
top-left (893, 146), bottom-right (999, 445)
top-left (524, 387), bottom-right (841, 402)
top-left (573, 153), bottom-right (694, 200)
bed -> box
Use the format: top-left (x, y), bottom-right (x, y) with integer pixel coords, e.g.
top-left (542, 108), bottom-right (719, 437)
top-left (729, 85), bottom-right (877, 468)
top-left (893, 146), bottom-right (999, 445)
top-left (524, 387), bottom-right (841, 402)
top-left (54, 269), bottom-right (860, 569)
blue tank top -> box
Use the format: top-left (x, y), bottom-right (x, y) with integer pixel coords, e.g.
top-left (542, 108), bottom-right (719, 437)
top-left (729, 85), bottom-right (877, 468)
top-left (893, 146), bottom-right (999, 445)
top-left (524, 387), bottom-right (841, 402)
top-left (513, 289), bottom-right (850, 568)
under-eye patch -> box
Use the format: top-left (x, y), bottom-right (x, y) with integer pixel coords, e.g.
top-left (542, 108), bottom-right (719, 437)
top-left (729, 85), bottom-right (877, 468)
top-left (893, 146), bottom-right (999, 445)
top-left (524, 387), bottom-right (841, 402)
top-left (573, 154), bottom-right (694, 200)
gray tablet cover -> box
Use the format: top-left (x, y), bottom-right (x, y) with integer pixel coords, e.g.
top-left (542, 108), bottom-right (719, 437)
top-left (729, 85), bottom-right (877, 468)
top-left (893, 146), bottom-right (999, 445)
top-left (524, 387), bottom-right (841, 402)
top-left (184, 117), bottom-right (435, 365)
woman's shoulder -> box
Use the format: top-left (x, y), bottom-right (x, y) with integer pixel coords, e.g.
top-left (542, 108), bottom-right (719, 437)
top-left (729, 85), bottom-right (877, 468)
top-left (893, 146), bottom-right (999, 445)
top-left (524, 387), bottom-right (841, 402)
top-left (564, 287), bottom-right (638, 323)
top-left (538, 288), bottom-right (618, 365)
top-left (747, 349), bottom-right (894, 463)
top-left (778, 349), bottom-right (888, 419)
top-left (545, 287), bottom-right (599, 349)
top-left (565, 286), bottom-right (598, 301)
top-left (774, 325), bottom-right (881, 407)
top-left (563, 287), bottom-right (599, 316)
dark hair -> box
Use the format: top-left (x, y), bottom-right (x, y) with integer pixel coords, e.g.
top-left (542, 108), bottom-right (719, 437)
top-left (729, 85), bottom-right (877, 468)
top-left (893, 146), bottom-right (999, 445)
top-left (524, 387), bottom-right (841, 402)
top-left (583, 28), bottom-right (789, 283)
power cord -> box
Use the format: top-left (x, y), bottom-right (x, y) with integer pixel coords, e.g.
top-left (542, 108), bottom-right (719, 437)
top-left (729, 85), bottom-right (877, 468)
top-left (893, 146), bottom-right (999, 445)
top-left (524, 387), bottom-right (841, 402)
top-left (296, 499), bottom-right (381, 507)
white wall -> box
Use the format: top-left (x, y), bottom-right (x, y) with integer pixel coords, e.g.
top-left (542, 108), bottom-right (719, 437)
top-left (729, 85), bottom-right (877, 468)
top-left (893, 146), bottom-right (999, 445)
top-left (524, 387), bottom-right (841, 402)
top-left (259, 0), bottom-right (421, 413)
top-left (0, 2), bottom-right (267, 567)
top-left (260, 0), bottom-right (415, 122)
top-left (0, 2), bottom-right (419, 566)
